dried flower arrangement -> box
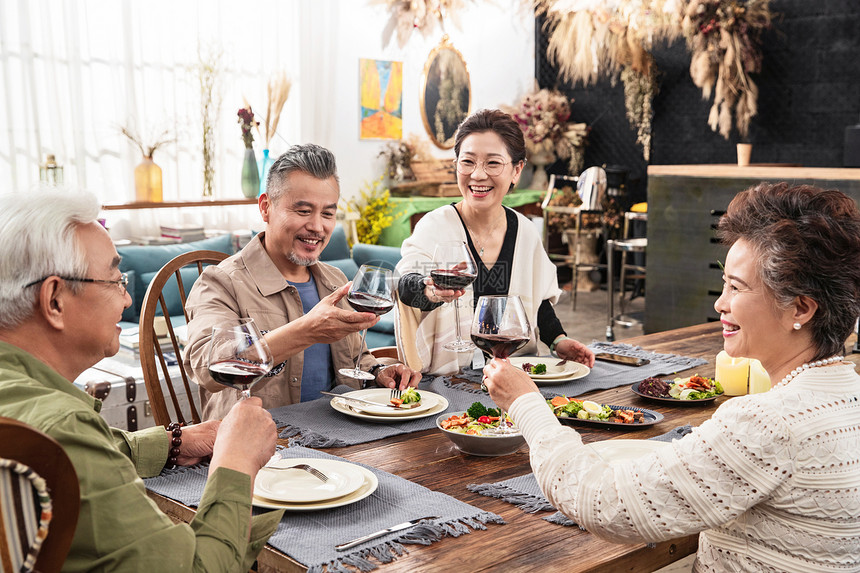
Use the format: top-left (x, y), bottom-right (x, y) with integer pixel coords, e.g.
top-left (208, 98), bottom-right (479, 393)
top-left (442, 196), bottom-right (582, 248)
top-left (535, 0), bottom-right (771, 146)
top-left (262, 72), bottom-right (291, 149)
top-left (237, 105), bottom-right (258, 149)
top-left (683, 0), bottom-right (772, 139)
top-left (119, 124), bottom-right (174, 159)
top-left (536, 1), bottom-right (676, 159)
top-left (340, 178), bottom-right (403, 245)
top-left (196, 44), bottom-right (222, 197)
top-left (379, 140), bottom-right (416, 181)
top-left (376, 0), bottom-right (471, 49)
top-left (509, 88), bottom-right (589, 174)
top-left (620, 54), bottom-right (659, 161)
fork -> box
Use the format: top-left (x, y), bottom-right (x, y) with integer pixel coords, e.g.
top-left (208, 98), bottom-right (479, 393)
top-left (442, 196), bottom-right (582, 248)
top-left (265, 463), bottom-right (328, 483)
top-left (390, 387), bottom-right (402, 401)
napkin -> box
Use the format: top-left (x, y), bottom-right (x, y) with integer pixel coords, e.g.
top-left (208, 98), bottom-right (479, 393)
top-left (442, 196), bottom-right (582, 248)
top-left (467, 425), bottom-right (695, 527)
top-left (445, 342), bottom-right (708, 399)
top-left (144, 446), bottom-right (504, 572)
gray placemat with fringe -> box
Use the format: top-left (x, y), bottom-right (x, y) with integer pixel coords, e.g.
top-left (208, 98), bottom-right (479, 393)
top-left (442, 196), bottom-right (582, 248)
top-left (145, 446), bottom-right (504, 572)
top-left (466, 425), bottom-right (693, 527)
top-left (269, 378), bottom-right (498, 448)
top-left (445, 342), bottom-right (708, 399)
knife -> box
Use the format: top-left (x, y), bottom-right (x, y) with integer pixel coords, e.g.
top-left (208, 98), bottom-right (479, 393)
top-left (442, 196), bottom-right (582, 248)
top-left (335, 516), bottom-right (439, 551)
top-left (319, 391), bottom-right (394, 409)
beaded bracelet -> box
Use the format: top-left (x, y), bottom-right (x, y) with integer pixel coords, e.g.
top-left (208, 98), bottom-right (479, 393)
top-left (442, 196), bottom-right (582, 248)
top-left (166, 422), bottom-right (183, 469)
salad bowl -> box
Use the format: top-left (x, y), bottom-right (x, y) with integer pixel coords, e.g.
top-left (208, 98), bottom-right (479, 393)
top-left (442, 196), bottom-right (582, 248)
top-left (435, 412), bottom-right (525, 457)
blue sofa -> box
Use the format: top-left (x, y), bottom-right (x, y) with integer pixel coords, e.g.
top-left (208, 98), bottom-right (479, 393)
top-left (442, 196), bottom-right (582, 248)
top-left (116, 226), bottom-right (402, 348)
top-left (116, 233), bottom-right (236, 328)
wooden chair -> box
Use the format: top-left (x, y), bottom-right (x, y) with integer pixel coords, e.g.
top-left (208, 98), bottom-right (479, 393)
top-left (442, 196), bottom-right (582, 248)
top-left (542, 174), bottom-right (605, 310)
top-left (0, 417), bottom-right (79, 573)
top-left (139, 250), bottom-right (228, 427)
top-left (369, 346), bottom-right (400, 360)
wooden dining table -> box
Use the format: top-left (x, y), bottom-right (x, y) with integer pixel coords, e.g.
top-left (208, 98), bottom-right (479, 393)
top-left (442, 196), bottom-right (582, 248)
top-left (148, 321), bottom-right (860, 572)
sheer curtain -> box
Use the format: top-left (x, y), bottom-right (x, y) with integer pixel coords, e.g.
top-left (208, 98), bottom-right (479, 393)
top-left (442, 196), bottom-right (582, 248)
top-left (0, 0), bottom-right (337, 209)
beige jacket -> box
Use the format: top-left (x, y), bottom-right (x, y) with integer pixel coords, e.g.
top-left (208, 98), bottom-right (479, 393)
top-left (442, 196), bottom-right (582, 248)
top-left (184, 232), bottom-right (375, 420)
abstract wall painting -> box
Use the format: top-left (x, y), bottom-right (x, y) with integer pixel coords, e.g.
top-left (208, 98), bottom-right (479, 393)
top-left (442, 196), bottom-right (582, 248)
top-left (360, 58), bottom-right (403, 140)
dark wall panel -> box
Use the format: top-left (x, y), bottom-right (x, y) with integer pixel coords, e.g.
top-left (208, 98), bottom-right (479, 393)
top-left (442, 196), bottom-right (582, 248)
top-left (537, 2), bottom-right (860, 202)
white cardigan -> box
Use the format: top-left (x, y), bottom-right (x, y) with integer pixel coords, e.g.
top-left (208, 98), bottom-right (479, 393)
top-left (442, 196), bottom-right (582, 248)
top-left (509, 362), bottom-right (860, 572)
top-left (395, 204), bottom-right (560, 375)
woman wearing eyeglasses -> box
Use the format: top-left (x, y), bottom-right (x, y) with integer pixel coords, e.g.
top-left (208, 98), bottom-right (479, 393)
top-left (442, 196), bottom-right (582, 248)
top-left (395, 109), bottom-right (595, 375)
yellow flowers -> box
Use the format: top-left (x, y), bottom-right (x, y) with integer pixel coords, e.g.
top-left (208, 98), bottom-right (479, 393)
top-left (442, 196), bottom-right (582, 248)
top-left (341, 177), bottom-right (403, 246)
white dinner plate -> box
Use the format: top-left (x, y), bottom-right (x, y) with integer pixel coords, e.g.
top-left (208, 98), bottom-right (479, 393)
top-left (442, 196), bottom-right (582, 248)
top-left (252, 464), bottom-right (378, 511)
top-left (331, 392), bottom-right (450, 423)
top-left (586, 439), bottom-right (671, 466)
top-left (337, 388), bottom-right (438, 416)
top-left (254, 458), bottom-right (366, 503)
top-left (507, 356), bottom-right (590, 384)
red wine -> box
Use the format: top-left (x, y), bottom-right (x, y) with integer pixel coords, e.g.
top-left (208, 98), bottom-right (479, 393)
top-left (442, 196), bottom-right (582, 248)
top-left (431, 269), bottom-right (477, 290)
top-left (209, 360), bottom-right (268, 390)
top-left (471, 334), bottom-right (529, 359)
top-left (347, 291), bottom-right (394, 316)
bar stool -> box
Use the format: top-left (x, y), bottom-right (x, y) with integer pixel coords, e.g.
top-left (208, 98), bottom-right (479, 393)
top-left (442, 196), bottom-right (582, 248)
top-left (606, 211), bottom-right (647, 341)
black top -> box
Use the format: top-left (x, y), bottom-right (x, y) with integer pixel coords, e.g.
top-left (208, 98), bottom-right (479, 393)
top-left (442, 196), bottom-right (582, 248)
top-left (398, 204), bottom-right (565, 348)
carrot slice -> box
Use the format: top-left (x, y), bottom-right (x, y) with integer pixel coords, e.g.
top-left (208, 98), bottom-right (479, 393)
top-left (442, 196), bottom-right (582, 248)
top-left (551, 396), bottom-right (570, 408)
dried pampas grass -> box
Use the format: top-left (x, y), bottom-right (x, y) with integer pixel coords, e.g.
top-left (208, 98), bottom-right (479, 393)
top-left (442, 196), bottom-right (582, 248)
top-left (263, 72), bottom-right (291, 148)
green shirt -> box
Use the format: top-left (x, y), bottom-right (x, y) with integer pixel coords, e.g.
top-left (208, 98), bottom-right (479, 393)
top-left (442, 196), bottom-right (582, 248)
top-left (0, 341), bottom-right (283, 572)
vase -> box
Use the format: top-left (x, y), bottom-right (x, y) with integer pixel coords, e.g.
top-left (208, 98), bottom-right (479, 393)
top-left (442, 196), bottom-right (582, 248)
top-left (258, 148), bottom-right (274, 196)
top-left (529, 150), bottom-right (554, 191)
top-left (736, 143), bottom-right (752, 167)
top-left (134, 156), bottom-right (163, 202)
top-left (241, 148), bottom-right (260, 199)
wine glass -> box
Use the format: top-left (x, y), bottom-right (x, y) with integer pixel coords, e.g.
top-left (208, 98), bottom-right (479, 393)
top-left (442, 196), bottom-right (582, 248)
top-left (338, 265), bottom-right (396, 380)
top-left (431, 241), bottom-right (478, 353)
top-left (470, 295), bottom-right (531, 434)
top-left (208, 317), bottom-right (273, 400)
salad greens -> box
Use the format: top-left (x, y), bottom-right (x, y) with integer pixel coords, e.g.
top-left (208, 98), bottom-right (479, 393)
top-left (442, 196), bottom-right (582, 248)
top-left (400, 387), bottom-right (421, 404)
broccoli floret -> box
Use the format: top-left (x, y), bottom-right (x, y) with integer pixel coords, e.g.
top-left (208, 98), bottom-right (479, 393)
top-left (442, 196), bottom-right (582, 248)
top-left (486, 407), bottom-right (501, 418)
top-left (400, 388), bottom-right (421, 404)
top-left (467, 402), bottom-right (488, 419)
top-left (531, 363), bottom-right (547, 374)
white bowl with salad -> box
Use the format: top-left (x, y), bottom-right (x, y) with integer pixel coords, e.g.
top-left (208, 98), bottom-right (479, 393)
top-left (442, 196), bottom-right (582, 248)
top-left (435, 403), bottom-right (525, 457)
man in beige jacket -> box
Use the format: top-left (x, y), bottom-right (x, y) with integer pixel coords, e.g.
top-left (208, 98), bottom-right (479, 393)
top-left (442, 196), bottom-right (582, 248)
top-left (185, 143), bottom-right (421, 420)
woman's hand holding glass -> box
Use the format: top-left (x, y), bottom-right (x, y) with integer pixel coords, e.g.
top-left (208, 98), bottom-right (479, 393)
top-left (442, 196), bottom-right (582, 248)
top-left (432, 242), bottom-right (478, 352)
top-left (482, 359), bottom-right (540, 413)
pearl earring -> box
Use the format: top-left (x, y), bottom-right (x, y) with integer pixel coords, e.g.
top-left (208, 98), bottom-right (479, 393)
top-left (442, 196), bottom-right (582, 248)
top-left (793, 322), bottom-right (802, 330)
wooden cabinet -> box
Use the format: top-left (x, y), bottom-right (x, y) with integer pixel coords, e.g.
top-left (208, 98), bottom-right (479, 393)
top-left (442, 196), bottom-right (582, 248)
top-left (646, 165), bottom-right (860, 333)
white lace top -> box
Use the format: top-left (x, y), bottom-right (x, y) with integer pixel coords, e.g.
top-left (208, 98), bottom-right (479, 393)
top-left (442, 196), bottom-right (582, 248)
top-left (508, 362), bottom-right (860, 572)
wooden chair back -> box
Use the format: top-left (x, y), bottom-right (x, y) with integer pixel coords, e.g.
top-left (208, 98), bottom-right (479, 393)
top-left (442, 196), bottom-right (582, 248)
top-left (369, 346), bottom-right (400, 360)
top-left (0, 417), bottom-right (79, 573)
top-left (139, 250), bottom-right (228, 427)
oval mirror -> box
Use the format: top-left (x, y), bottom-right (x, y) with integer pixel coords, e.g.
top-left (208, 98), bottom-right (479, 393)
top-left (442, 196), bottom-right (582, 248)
top-left (576, 166), bottom-right (607, 210)
top-left (419, 36), bottom-right (471, 149)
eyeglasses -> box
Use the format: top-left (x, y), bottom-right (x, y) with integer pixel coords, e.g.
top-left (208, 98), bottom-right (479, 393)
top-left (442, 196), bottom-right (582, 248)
top-left (454, 157), bottom-right (512, 177)
top-left (23, 273), bottom-right (129, 294)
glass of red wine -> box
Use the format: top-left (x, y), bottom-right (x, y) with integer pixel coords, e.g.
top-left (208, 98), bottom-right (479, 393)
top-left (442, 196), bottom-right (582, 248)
top-left (470, 295), bottom-right (531, 434)
top-left (431, 241), bottom-right (478, 353)
top-left (338, 264), bottom-right (396, 381)
top-left (207, 317), bottom-right (273, 400)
